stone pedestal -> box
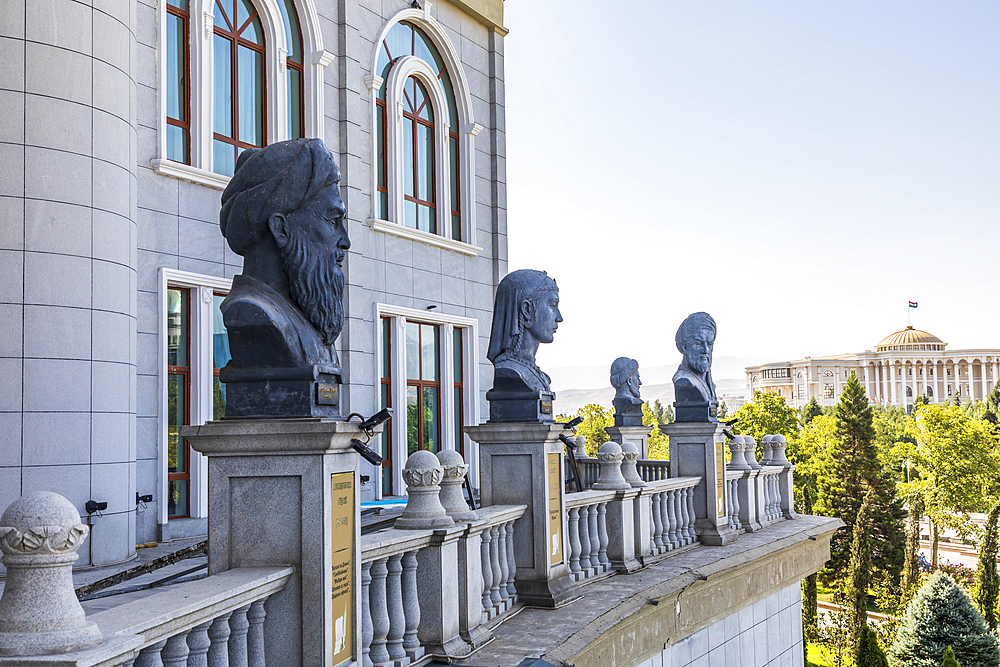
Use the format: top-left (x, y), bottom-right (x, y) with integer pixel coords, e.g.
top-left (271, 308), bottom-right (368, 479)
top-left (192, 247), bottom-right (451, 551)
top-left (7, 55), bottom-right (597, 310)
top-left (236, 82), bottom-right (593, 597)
top-left (465, 422), bottom-right (576, 607)
top-left (605, 425), bottom-right (653, 460)
top-left (664, 422), bottom-right (737, 546)
top-left (605, 488), bottom-right (642, 572)
top-left (183, 418), bottom-right (370, 667)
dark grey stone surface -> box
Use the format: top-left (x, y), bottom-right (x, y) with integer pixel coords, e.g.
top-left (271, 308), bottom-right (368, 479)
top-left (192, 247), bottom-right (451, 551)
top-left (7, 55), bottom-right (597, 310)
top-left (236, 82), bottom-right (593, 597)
top-left (610, 357), bottom-right (644, 427)
top-left (672, 312), bottom-right (719, 423)
top-left (485, 270), bottom-right (561, 422)
top-left (218, 139), bottom-right (351, 418)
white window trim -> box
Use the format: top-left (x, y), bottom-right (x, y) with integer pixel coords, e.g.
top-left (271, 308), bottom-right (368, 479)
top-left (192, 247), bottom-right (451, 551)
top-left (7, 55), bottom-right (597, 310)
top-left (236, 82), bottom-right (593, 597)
top-left (374, 303), bottom-right (481, 498)
top-left (367, 7), bottom-right (482, 253)
top-left (365, 218), bottom-right (483, 256)
top-left (155, 0), bottom-right (333, 183)
top-left (157, 269), bottom-right (233, 527)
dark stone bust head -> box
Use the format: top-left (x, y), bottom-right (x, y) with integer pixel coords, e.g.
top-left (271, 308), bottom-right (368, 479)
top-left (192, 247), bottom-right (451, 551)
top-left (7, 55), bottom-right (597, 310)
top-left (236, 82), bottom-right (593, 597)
top-left (672, 312), bottom-right (718, 421)
top-left (218, 138), bottom-right (350, 417)
top-left (487, 269), bottom-right (561, 394)
top-left (611, 357), bottom-right (644, 427)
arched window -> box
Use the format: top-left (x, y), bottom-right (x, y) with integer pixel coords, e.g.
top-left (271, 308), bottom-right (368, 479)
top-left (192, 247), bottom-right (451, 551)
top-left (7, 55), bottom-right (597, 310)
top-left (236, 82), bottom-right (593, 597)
top-left (278, 0), bottom-right (304, 140)
top-left (373, 19), bottom-right (466, 242)
top-left (212, 0), bottom-right (266, 177)
top-left (165, 0), bottom-right (190, 164)
top-left (906, 386), bottom-right (912, 398)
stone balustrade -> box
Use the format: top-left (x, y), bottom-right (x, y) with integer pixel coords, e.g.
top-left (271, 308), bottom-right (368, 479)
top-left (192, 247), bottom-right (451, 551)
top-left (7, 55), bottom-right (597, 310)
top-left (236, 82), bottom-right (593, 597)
top-left (647, 478), bottom-right (699, 556)
top-left (636, 459), bottom-right (670, 481)
top-left (564, 490), bottom-right (614, 582)
top-left (725, 469), bottom-right (743, 534)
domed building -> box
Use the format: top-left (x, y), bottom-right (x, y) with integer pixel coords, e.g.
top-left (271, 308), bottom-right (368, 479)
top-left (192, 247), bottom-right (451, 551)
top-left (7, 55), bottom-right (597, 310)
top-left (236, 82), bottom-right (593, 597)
top-left (746, 326), bottom-right (1000, 410)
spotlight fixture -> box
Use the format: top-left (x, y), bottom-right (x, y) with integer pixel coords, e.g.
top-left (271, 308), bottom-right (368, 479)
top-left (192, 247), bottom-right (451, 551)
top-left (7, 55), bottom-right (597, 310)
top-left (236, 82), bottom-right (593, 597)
top-left (358, 408), bottom-right (393, 434)
top-left (426, 304), bottom-right (437, 310)
top-left (563, 416), bottom-right (583, 430)
top-left (347, 409), bottom-right (393, 466)
top-left (85, 500), bottom-right (108, 514)
top-left (352, 438), bottom-right (383, 466)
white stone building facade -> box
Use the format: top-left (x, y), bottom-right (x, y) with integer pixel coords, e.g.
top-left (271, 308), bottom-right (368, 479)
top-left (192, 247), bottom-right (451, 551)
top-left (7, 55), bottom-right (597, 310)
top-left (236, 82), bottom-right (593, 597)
top-left (0, 0), bottom-right (508, 566)
top-left (746, 327), bottom-right (1000, 410)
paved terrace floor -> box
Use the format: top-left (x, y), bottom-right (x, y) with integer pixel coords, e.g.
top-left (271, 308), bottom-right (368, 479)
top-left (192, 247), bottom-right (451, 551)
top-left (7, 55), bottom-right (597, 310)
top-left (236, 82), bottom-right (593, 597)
top-left (456, 515), bottom-right (841, 667)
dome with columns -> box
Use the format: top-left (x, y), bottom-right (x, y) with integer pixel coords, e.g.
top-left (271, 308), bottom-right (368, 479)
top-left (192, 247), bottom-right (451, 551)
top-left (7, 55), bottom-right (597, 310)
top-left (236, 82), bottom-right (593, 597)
top-left (876, 326), bottom-right (946, 352)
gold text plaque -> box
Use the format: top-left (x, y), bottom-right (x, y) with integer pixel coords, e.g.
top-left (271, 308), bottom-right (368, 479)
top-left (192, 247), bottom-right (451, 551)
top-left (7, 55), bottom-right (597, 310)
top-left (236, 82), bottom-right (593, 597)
top-left (715, 439), bottom-right (726, 518)
top-left (547, 452), bottom-right (563, 566)
top-left (330, 473), bottom-right (354, 665)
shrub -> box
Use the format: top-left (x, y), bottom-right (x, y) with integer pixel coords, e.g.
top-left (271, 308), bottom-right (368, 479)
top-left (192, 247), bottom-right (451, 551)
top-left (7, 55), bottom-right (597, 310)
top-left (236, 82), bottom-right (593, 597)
top-left (855, 624), bottom-right (889, 667)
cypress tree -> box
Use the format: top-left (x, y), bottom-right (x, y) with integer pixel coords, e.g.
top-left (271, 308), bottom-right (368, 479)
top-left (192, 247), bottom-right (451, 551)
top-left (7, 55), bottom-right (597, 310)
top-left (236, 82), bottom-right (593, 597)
top-left (815, 372), bottom-right (906, 581)
top-left (903, 496), bottom-right (924, 592)
top-left (940, 646), bottom-right (960, 667)
top-left (846, 492), bottom-right (875, 644)
top-left (973, 502), bottom-right (1000, 631)
top-left (888, 571), bottom-right (999, 667)
top-left (855, 624), bottom-right (889, 667)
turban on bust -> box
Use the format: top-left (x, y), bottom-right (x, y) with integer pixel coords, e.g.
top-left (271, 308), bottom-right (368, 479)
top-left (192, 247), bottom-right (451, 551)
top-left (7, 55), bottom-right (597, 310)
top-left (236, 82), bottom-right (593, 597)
top-left (610, 357), bottom-right (639, 389)
top-left (487, 269), bottom-right (558, 364)
top-left (675, 312), bottom-right (717, 353)
top-left (220, 138), bottom-right (341, 256)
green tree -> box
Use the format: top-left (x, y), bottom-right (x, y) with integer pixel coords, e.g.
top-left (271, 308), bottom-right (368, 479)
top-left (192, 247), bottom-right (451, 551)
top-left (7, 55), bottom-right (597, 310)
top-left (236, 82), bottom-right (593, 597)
top-left (846, 493), bottom-right (875, 645)
top-left (650, 399), bottom-right (674, 427)
top-left (914, 393), bottom-right (930, 408)
top-left (899, 403), bottom-right (1000, 565)
top-left (732, 390), bottom-right (800, 443)
top-left (888, 571), bottom-right (999, 667)
top-left (800, 396), bottom-right (823, 426)
top-left (856, 624), bottom-right (890, 667)
top-left (985, 383), bottom-right (1000, 431)
top-left (815, 372), bottom-right (906, 582)
top-left (642, 401), bottom-right (669, 460)
top-left (903, 495), bottom-right (924, 593)
top-left (717, 400), bottom-right (728, 420)
top-left (940, 646), bottom-right (960, 667)
top-left (973, 502), bottom-right (1000, 631)
top-left (573, 403), bottom-right (614, 457)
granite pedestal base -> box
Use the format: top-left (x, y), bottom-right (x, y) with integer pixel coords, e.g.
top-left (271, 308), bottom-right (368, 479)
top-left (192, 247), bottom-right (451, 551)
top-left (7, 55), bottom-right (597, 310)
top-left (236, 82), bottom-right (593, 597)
top-left (465, 422), bottom-right (576, 608)
top-left (664, 422), bottom-right (736, 546)
top-left (605, 425), bottom-right (653, 460)
top-left (183, 418), bottom-right (369, 667)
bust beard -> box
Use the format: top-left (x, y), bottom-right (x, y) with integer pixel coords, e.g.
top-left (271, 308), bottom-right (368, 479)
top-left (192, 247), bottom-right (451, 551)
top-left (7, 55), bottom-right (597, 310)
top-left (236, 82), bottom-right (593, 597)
top-left (281, 223), bottom-right (345, 346)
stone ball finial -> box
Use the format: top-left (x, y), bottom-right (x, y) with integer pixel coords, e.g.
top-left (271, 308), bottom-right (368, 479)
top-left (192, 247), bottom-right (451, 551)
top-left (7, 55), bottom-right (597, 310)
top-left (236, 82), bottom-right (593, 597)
top-left (619, 441), bottom-right (646, 488)
top-left (727, 436), bottom-right (750, 471)
top-left (743, 435), bottom-right (761, 470)
top-left (573, 435), bottom-right (590, 459)
top-left (436, 449), bottom-right (477, 522)
top-left (769, 435), bottom-right (794, 468)
top-left (592, 442), bottom-right (630, 490)
top-left (0, 492), bottom-right (102, 656)
top-left (396, 451), bottom-right (454, 530)
top-left (759, 435), bottom-right (774, 466)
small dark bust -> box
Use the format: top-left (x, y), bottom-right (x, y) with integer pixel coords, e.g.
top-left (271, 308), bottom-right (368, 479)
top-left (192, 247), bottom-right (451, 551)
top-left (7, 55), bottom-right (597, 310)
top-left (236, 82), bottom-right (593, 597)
top-left (217, 138), bottom-right (350, 418)
top-left (610, 357), bottom-right (644, 427)
top-left (485, 269), bottom-right (561, 421)
top-left (672, 312), bottom-right (719, 422)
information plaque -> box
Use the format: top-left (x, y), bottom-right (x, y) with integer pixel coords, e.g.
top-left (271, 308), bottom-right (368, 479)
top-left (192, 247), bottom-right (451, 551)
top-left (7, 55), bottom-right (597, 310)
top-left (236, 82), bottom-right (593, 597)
top-left (330, 472), bottom-right (354, 665)
top-left (715, 439), bottom-right (726, 518)
top-left (547, 452), bottom-right (563, 566)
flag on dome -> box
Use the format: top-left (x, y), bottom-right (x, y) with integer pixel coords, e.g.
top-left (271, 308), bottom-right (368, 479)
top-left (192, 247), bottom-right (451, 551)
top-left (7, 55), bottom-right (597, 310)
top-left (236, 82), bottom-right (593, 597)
top-left (908, 301), bottom-right (918, 308)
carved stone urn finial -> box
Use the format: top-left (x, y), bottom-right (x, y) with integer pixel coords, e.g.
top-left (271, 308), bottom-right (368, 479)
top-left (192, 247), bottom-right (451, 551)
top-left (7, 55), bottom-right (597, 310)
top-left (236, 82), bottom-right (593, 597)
top-left (769, 435), bottom-right (794, 468)
top-left (591, 442), bottom-right (630, 491)
top-left (727, 436), bottom-right (750, 471)
top-left (0, 492), bottom-right (103, 656)
top-left (743, 435), bottom-right (761, 470)
top-left (395, 450), bottom-right (455, 530)
top-left (619, 442), bottom-right (646, 488)
top-left (436, 449), bottom-right (477, 522)
top-left (758, 435), bottom-right (774, 466)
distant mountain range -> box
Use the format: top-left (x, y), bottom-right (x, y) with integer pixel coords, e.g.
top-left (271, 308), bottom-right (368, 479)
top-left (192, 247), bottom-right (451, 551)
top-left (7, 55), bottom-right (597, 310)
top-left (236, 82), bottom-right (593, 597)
top-left (547, 357), bottom-right (775, 416)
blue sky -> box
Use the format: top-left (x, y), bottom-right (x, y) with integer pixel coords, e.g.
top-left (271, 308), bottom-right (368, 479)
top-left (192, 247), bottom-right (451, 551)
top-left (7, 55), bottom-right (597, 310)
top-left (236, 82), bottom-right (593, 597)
top-left (502, 1), bottom-right (999, 373)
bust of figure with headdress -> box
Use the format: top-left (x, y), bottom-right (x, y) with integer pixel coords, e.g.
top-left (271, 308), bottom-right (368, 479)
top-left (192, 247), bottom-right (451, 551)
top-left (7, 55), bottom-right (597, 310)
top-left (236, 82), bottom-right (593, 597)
top-left (217, 138), bottom-right (350, 418)
top-left (672, 312), bottom-right (719, 422)
top-left (610, 357), bottom-right (644, 426)
top-left (485, 269), bottom-right (561, 421)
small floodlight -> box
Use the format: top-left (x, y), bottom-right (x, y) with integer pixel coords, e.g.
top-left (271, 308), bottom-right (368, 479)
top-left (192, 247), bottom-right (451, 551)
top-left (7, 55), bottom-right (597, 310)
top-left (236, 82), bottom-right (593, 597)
top-left (351, 439), bottom-right (384, 466)
top-left (563, 416), bottom-right (583, 430)
top-left (346, 409), bottom-right (392, 466)
top-left (358, 408), bottom-right (393, 433)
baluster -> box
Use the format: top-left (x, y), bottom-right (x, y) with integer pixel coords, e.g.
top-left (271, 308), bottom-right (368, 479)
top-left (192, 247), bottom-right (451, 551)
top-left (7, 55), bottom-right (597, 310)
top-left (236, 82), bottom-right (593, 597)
top-left (734, 480), bottom-right (742, 530)
top-left (578, 505), bottom-right (592, 573)
top-left (650, 493), bottom-right (664, 553)
top-left (402, 551), bottom-right (420, 657)
top-left (489, 526), bottom-right (502, 608)
top-left (187, 621), bottom-right (212, 667)
top-left (161, 631), bottom-right (191, 667)
top-left (587, 505), bottom-right (599, 575)
top-left (134, 640), bottom-right (167, 667)
top-left (207, 613), bottom-right (232, 667)
top-left (369, 559), bottom-right (391, 666)
top-left (228, 605), bottom-right (251, 667)
top-left (680, 486), bottom-right (692, 544)
top-left (480, 530), bottom-right (493, 619)
top-left (568, 507), bottom-right (581, 575)
top-left (664, 489), bottom-right (677, 550)
top-left (361, 563), bottom-right (374, 667)
top-left (597, 502), bottom-right (609, 570)
top-left (505, 520), bottom-right (518, 599)
top-left (497, 523), bottom-right (511, 605)
top-left (725, 480), bottom-right (733, 530)
top-left (246, 600), bottom-right (266, 667)
top-left (686, 486), bottom-right (697, 543)
top-left (385, 554), bottom-right (406, 662)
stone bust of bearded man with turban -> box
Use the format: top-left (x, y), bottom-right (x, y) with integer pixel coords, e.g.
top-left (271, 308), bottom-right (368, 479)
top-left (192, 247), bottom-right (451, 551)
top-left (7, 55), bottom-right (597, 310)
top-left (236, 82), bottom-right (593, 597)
top-left (218, 138), bottom-right (351, 418)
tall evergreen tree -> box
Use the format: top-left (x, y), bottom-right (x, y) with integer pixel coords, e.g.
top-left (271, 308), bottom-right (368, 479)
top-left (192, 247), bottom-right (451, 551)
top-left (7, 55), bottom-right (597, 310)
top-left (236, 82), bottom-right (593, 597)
top-left (856, 624), bottom-right (889, 667)
top-left (846, 493), bottom-right (875, 644)
top-left (985, 383), bottom-right (1000, 431)
top-left (903, 495), bottom-right (924, 592)
top-left (973, 502), bottom-right (1000, 631)
top-left (888, 572), bottom-right (999, 667)
top-left (800, 396), bottom-right (823, 426)
top-left (940, 646), bottom-right (960, 667)
top-left (815, 372), bottom-right (907, 581)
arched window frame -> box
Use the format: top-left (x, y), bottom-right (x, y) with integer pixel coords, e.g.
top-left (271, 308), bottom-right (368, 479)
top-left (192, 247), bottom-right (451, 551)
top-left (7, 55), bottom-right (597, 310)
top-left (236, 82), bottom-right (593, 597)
top-left (365, 10), bottom-right (483, 256)
top-left (153, 0), bottom-right (333, 188)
